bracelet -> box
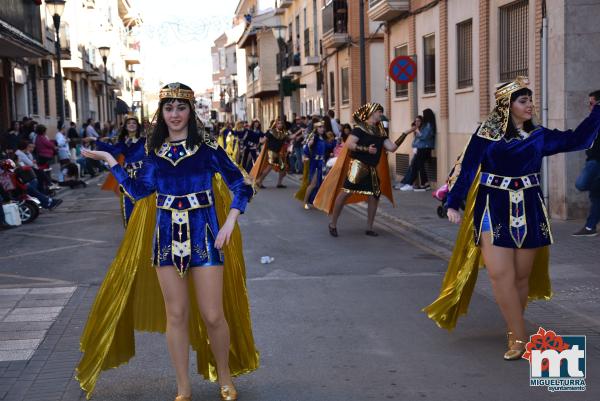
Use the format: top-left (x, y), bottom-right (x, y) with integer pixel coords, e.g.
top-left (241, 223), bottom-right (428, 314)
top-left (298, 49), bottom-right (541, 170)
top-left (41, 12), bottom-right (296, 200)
top-left (394, 132), bottom-right (408, 147)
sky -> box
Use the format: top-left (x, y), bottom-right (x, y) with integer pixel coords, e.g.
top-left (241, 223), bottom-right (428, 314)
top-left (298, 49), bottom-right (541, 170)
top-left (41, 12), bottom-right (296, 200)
top-left (135, 0), bottom-right (241, 95)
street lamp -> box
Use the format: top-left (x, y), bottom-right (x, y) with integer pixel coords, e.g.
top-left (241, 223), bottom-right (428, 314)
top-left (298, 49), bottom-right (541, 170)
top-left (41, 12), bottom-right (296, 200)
top-left (98, 46), bottom-right (111, 123)
top-left (127, 65), bottom-right (135, 114)
top-left (271, 25), bottom-right (287, 122)
top-left (45, 0), bottom-right (66, 129)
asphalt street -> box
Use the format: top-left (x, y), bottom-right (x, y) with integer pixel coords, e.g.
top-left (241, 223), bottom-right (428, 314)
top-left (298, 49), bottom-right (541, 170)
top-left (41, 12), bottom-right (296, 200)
top-left (0, 173), bottom-right (597, 401)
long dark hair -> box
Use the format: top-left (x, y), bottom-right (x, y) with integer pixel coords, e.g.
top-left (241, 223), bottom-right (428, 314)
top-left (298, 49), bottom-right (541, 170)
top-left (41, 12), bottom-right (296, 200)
top-left (421, 108), bottom-right (436, 134)
top-left (505, 87), bottom-right (536, 139)
top-left (118, 117), bottom-right (141, 142)
top-left (147, 83), bottom-right (202, 152)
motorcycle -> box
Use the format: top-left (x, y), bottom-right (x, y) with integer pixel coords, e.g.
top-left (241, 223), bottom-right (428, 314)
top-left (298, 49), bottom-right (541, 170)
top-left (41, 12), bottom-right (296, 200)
top-left (0, 159), bottom-right (42, 224)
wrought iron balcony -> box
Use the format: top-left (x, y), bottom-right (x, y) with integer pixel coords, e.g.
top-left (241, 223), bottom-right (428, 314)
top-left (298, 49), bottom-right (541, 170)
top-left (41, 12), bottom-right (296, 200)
top-left (0, 1), bottom-right (42, 42)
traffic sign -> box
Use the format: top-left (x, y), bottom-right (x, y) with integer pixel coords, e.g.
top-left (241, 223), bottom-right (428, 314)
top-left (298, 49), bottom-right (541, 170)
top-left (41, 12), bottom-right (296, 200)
top-left (388, 56), bottom-right (417, 84)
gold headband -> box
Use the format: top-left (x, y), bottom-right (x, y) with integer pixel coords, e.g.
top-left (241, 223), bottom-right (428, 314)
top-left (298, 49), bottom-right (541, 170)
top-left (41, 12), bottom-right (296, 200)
top-left (494, 76), bottom-right (529, 101)
top-left (159, 82), bottom-right (195, 102)
top-left (477, 76), bottom-right (531, 141)
top-left (353, 103), bottom-right (384, 124)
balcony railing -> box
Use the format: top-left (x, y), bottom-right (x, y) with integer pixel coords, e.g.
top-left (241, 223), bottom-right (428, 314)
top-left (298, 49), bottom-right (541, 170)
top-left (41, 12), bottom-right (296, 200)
top-left (0, 1), bottom-right (42, 42)
top-left (323, 0), bottom-right (348, 34)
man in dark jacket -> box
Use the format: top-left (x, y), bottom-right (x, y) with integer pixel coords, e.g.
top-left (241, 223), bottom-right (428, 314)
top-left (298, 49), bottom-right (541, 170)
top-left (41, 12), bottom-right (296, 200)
top-left (573, 90), bottom-right (600, 236)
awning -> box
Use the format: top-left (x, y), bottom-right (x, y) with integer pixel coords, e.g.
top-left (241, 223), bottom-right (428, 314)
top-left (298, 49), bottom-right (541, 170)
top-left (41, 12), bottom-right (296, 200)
top-left (115, 98), bottom-right (130, 115)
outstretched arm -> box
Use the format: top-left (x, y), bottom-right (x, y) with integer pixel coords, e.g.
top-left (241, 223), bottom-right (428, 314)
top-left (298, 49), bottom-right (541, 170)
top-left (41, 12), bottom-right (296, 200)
top-left (82, 149), bottom-right (156, 200)
top-left (542, 105), bottom-right (600, 156)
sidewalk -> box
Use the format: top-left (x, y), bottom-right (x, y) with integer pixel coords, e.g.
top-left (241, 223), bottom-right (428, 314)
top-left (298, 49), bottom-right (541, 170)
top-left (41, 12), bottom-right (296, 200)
top-left (351, 187), bottom-right (600, 352)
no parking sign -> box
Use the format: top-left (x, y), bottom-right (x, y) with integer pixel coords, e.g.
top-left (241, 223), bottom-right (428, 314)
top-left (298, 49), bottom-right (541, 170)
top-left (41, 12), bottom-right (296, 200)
top-left (388, 56), bottom-right (417, 84)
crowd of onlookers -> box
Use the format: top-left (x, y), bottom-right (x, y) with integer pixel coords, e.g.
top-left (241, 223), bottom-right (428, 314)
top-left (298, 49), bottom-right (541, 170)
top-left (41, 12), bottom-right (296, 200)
top-left (0, 107), bottom-right (440, 228)
top-left (0, 116), bottom-right (124, 228)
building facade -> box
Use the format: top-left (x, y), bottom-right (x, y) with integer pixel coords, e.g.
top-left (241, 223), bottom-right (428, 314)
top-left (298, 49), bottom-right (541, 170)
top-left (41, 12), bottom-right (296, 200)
top-left (376, 0), bottom-right (600, 219)
top-left (0, 0), bottom-right (142, 138)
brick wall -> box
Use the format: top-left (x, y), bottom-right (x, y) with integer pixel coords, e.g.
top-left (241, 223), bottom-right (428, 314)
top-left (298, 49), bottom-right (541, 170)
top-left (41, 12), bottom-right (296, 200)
top-left (479, 0), bottom-right (490, 120)
top-left (534, 0), bottom-right (543, 112)
top-left (439, 0), bottom-right (448, 119)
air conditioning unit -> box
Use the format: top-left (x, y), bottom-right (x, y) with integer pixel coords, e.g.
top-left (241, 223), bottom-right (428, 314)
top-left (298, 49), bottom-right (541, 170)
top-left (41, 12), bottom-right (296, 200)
top-left (40, 60), bottom-right (53, 79)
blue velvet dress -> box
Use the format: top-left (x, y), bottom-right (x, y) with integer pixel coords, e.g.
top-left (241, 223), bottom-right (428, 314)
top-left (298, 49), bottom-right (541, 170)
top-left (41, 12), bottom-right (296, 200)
top-left (447, 105), bottom-right (600, 248)
top-left (110, 138), bottom-right (254, 276)
top-left (96, 137), bottom-right (146, 223)
top-left (303, 133), bottom-right (328, 204)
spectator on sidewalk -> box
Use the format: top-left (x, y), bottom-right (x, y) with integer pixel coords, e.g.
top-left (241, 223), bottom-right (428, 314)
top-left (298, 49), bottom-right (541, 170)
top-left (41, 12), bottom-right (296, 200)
top-left (67, 122), bottom-right (80, 146)
top-left (398, 109), bottom-right (437, 191)
top-left (55, 124), bottom-right (71, 165)
top-left (15, 141), bottom-right (54, 194)
top-left (328, 109), bottom-right (341, 138)
top-left (34, 125), bottom-right (56, 167)
top-left (1, 121), bottom-right (21, 156)
top-left (84, 118), bottom-right (100, 139)
top-left (573, 89), bottom-right (600, 237)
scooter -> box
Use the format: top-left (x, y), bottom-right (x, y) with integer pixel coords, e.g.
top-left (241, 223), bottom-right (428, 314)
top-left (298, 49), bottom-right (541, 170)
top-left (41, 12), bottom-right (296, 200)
top-left (15, 193), bottom-right (41, 224)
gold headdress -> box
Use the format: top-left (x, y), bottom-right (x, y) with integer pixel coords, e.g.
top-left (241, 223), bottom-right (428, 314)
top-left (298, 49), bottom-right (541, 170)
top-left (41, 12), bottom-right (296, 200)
top-left (159, 82), bottom-right (195, 102)
top-left (476, 76), bottom-right (530, 141)
top-left (352, 103), bottom-right (384, 124)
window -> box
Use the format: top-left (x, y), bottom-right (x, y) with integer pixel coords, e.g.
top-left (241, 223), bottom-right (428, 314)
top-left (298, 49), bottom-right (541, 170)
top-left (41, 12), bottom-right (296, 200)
top-left (28, 65), bottom-right (38, 115)
top-left (457, 19), bottom-right (473, 88)
top-left (329, 71), bottom-right (335, 107)
top-left (499, 0), bottom-right (528, 81)
top-left (341, 67), bottom-right (349, 104)
top-left (43, 78), bottom-right (50, 117)
top-left (394, 44), bottom-right (408, 98)
top-left (317, 69), bottom-right (323, 91)
top-left (423, 34), bottom-right (436, 94)
top-left (219, 48), bottom-right (225, 70)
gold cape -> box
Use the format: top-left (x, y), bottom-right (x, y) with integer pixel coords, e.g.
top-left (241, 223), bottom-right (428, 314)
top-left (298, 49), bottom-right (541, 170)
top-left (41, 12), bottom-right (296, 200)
top-left (312, 145), bottom-right (394, 214)
top-left (75, 175), bottom-right (259, 399)
top-left (249, 145), bottom-right (268, 183)
top-left (294, 160), bottom-right (310, 201)
top-left (422, 171), bottom-right (552, 331)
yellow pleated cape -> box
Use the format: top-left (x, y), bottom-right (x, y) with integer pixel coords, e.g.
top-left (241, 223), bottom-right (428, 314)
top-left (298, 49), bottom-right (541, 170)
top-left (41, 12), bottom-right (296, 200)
top-left (312, 145), bottom-right (394, 214)
top-left (294, 160), bottom-right (310, 201)
top-left (75, 174), bottom-right (259, 399)
top-left (422, 171), bottom-right (552, 330)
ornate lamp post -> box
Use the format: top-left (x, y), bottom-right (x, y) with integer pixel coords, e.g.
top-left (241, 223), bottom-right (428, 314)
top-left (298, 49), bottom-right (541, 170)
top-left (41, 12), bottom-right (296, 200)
top-left (45, 0), bottom-right (66, 129)
top-left (98, 46), bottom-right (111, 123)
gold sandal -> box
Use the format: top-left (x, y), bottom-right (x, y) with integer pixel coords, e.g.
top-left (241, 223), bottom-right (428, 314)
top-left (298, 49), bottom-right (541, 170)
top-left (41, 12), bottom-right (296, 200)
top-left (504, 339), bottom-right (526, 360)
top-left (174, 395), bottom-right (191, 401)
top-left (220, 384), bottom-right (238, 401)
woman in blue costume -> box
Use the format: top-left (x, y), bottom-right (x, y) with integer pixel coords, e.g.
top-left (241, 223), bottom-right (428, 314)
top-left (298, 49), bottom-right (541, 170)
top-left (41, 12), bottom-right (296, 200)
top-left (88, 116), bottom-right (145, 225)
top-left (423, 77), bottom-right (600, 360)
top-left (240, 120), bottom-right (264, 173)
top-left (295, 121), bottom-right (329, 209)
top-left (78, 83), bottom-right (258, 401)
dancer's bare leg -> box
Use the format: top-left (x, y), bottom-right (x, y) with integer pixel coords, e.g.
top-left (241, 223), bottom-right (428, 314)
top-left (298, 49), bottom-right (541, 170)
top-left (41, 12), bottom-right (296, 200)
top-left (156, 267), bottom-right (192, 398)
top-left (191, 266), bottom-right (233, 387)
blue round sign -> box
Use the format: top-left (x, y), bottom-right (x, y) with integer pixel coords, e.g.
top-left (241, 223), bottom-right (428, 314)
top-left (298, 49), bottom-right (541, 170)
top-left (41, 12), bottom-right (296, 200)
top-left (389, 56), bottom-right (417, 84)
